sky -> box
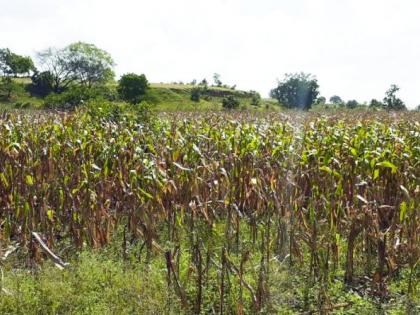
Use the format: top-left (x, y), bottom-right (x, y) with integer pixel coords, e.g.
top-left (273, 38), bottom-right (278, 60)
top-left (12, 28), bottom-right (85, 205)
top-left (1, 0), bottom-right (419, 108)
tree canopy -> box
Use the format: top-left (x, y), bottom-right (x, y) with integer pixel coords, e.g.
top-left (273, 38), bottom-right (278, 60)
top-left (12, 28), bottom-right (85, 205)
top-left (346, 100), bottom-right (358, 109)
top-left (329, 95), bottom-right (343, 105)
top-left (117, 73), bottom-right (149, 104)
top-left (0, 48), bottom-right (34, 77)
top-left (36, 42), bottom-right (115, 93)
top-left (270, 73), bottom-right (319, 110)
top-left (383, 84), bottom-right (406, 111)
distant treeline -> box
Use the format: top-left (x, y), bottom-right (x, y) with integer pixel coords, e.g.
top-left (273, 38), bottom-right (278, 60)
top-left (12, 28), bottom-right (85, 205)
top-left (0, 43), bottom-right (417, 111)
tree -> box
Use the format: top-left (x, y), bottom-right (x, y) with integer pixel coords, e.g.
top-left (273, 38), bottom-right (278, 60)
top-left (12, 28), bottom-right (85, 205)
top-left (36, 42), bottom-right (115, 93)
top-left (28, 71), bottom-right (55, 97)
top-left (36, 47), bottom-right (72, 93)
top-left (117, 73), bottom-right (149, 104)
top-left (0, 77), bottom-right (19, 99)
top-left (346, 100), bottom-right (358, 109)
top-left (0, 48), bottom-right (34, 77)
top-left (270, 73), bottom-right (319, 110)
top-left (369, 99), bottom-right (383, 108)
top-left (190, 87), bottom-right (201, 102)
top-left (213, 73), bottom-right (222, 87)
top-left (0, 48), bottom-right (34, 99)
top-left (199, 79), bottom-right (208, 86)
top-left (329, 95), bottom-right (343, 105)
top-left (317, 96), bottom-right (326, 105)
top-left (222, 96), bottom-right (240, 109)
top-left (66, 42), bottom-right (115, 87)
top-left (250, 90), bottom-right (261, 106)
top-left (383, 84), bottom-right (406, 111)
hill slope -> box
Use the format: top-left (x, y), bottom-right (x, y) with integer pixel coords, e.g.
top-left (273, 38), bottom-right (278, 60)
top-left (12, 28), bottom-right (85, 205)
top-left (0, 78), bottom-right (279, 111)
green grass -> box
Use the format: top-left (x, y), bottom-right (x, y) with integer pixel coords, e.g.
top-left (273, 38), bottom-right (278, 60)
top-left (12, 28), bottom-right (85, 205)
top-left (0, 251), bottom-right (178, 315)
top-left (0, 246), bottom-right (415, 315)
top-left (0, 79), bottom-right (44, 109)
top-left (0, 78), bottom-right (279, 112)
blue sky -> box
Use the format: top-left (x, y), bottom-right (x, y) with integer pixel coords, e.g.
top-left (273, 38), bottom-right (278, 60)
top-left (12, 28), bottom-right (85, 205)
top-left (1, 0), bottom-right (419, 107)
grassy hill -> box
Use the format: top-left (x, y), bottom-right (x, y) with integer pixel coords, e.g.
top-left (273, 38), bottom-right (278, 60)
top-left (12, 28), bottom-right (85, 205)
top-left (0, 78), bottom-right (280, 111)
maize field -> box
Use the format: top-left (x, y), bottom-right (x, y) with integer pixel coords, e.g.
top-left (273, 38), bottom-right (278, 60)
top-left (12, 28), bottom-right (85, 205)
top-left (0, 109), bottom-right (418, 313)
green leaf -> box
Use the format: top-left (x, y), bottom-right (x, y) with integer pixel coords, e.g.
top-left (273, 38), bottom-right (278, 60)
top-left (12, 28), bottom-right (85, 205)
top-left (47, 209), bottom-right (54, 221)
top-left (0, 173), bottom-right (8, 188)
top-left (139, 188), bottom-right (153, 200)
top-left (26, 175), bottom-right (34, 186)
top-left (377, 161), bottom-right (397, 174)
top-left (399, 201), bottom-right (407, 222)
top-left (373, 169), bottom-right (380, 180)
top-left (319, 166), bottom-right (332, 174)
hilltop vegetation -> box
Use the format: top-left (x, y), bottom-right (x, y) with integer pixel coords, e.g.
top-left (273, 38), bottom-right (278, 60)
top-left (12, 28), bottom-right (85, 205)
top-left (1, 43), bottom-right (416, 112)
top-left (0, 78), bottom-right (278, 111)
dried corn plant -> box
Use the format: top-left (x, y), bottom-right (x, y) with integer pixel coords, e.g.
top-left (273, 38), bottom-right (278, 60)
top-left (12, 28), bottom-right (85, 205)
top-left (0, 109), bottom-right (418, 313)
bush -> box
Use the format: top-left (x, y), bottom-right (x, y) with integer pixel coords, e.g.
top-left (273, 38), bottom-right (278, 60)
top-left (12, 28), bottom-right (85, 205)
top-left (190, 87), bottom-right (201, 102)
top-left (222, 96), bottom-right (240, 109)
top-left (44, 85), bottom-right (116, 110)
top-left (250, 91), bottom-right (261, 106)
top-left (117, 73), bottom-right (149, 104)
top-left (27, 71), bottom-right (55, 97)
top-left (346, 100), bottom-right (358, 109)
top-left (270, 72), bottom-right (319, 110)
top-left (14, 101), bottom-right (31, 109)
top-left (0, 77), bottom-right (19, 100)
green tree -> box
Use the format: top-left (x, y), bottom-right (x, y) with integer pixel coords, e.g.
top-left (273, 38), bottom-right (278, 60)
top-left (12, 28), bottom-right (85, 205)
top-left (199, 79), bottom-right (208, 86)
top-left (317, 96), bottom-right (326, 105)
top-left (329, 95), bottom-right (343, 105)
top-left (190, 87), bottom-right (201, 102)
top-left (383, 84), bottom-right (406, 111)
top-left (0, 77), bottom-right (19, 99)
top-left (117, 73), bottom-right (149, 104)
top-left (346, 100), bottom-right (358, 109)
top-left (28, 71), bottom-right (54, 97)
top-left (213, 73), bottom-right (222, 87)
top-left (222, 95), bottom-right (240, 109)
top-left (249, 90), bottom-right (261, 106)
top-left (37, 42), bottom-right (115, 93)
top-left (66, 42), bottom-right (115, 87)
top-left (36, 47), bottom-right (72, 93)
top-left (369, 99), bottom-right (383, 108)
top-left (270, 73), bottom-right (319, 110)
top-left (0, 48), bottom-right (34, 77)
top-left (0, 48), bottom-right (34, 99)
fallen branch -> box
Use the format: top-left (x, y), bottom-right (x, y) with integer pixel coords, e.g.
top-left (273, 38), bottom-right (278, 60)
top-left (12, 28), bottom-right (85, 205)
top-left (31, 232), bottom-right (69, 270)
top-left (1, 244), bottom-right (19, 261)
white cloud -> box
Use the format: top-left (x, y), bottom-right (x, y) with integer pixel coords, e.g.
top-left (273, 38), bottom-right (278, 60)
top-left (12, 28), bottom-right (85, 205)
top-left (1, 0), bottom-right (419, 107)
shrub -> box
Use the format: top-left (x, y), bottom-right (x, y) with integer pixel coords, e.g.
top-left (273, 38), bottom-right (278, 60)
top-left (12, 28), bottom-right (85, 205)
top-left (346, 100), bottom-right (358, 109)
top-left (44, 85), bottom-right (116, 109)
top-left (190, 87), bottom-right (201, 102)
top-left (222, 95), bottom-right (240, 109)
top-left (117, 73), bottom-right (149, 104)
top-left (250, 91), bottom-right (261, 106)
top-left (27, 71), bottom-right (55, 97)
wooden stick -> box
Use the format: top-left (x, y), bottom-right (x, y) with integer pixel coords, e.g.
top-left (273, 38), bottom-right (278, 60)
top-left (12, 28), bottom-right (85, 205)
top-left (31, 232), bottom-right (69, 270)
